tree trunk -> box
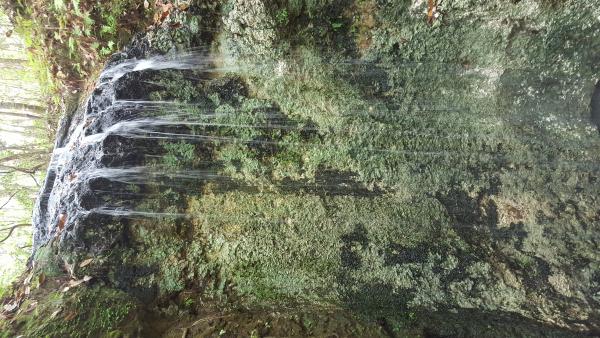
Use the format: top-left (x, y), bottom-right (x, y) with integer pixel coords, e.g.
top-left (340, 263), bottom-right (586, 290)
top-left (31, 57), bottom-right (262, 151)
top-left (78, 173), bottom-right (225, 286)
top-left (0, 110), bottom-right (42, 120)
top-left (0, 102), bottom-right (45, 114)
top-left (0, 58), bottom-right (27, 69)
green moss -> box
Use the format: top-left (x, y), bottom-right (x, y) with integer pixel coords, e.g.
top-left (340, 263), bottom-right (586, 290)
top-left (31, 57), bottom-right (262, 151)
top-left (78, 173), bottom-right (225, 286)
top-left (33, 243), bottom-right (64, 278)
top-left (10, 286), bottom-right (137, 338)
top-left (162, 141), bottom-right (196, 169)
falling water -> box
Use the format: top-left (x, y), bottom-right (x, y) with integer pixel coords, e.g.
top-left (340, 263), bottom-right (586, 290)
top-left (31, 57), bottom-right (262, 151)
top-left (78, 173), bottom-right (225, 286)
top-left (31, 48), bottom-right (600, 251)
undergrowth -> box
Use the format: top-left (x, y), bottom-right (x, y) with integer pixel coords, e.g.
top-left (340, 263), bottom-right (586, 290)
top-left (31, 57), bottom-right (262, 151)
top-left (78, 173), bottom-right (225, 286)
top-left (1, 0), bottom-right (155, 133)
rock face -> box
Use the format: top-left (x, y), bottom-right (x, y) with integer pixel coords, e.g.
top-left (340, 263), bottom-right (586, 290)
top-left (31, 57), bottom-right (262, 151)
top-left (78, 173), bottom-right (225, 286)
top-left (10, 0), bottom-right (600, 336)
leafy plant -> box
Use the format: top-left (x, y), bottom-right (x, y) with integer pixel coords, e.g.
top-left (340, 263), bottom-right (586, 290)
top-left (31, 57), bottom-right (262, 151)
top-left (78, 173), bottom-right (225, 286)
top-left (162, 142), bottom-right (196, 169)
top-left (276, 9), bottom-right (289, 25)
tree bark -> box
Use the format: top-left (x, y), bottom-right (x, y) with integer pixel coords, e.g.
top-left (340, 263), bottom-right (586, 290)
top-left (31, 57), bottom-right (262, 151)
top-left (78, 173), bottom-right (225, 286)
top-left (0, 150), bottom-right (49, 164)
top-left (0, 109), bottom-right (43, 119)
top-left (0, 57), bottom-right (27, 69)
top-left (0, 103), bottom-right (45, 114)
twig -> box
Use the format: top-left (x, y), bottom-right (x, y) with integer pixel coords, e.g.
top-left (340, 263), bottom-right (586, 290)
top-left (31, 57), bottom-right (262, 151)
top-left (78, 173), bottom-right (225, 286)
top-left (186, 314), bottom-right (232, 329)
top-left (0, 224), bottom-right (31, 244)
top-left (28, 173), bottom-right (41, 188)
top-left (0, 191), bottom-right (18, 211)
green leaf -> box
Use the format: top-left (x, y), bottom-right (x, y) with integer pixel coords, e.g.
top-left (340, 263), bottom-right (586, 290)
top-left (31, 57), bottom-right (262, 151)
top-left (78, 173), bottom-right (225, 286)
top-left (71, 0), bottom-right (81, 15)
top-left (83, 14), bottom-right (95, 27)
top-left (53, 0), bottom-right (65, 11)
top-left (68, 37), bottom-right (76, 57)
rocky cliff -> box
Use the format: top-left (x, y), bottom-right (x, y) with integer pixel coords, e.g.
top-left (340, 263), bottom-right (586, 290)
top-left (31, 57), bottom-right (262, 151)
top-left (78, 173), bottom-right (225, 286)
top-left (2, 0), bottom-right (600, 337)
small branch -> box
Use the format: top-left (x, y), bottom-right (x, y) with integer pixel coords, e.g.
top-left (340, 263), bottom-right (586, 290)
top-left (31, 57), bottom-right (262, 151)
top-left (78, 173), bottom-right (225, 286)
top-left (0, 223), bottom-right (31, 244)
top-left (0, 191), bottom-right (18, 211)
top-left (28, 173), bottom-right (41, 188)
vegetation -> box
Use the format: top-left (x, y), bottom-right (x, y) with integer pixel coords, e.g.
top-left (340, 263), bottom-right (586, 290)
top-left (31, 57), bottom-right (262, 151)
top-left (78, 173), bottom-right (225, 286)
top-left (0, 0), bottom-right (157, 295)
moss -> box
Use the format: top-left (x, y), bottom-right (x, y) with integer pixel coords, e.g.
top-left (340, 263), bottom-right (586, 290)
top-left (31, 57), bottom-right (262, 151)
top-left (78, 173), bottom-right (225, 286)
top-left (184, 191), bottom-right (458, 307)
top-left (162, 141), bottom-right (197, 169)
top-left (33, 242), bottom-right (64, 278)
top-left (8, 286), bottom-right (138, 338)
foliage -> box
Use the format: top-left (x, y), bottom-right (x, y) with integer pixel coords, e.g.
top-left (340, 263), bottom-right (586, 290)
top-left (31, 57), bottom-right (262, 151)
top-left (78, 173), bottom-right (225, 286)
top-left (7, 0), bottom-right (153, 81)
top-left (162, 141), bottom-right (196, 169)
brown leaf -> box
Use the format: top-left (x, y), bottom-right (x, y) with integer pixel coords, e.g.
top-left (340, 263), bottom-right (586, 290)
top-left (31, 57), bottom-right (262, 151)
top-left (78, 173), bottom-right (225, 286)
top-left (5, 30), bottom-right (13, 38)
top-left (69, 173), bottom-right (78, 182)
top-left (178, 3), bottom-right (189, 11)
top-left (159, 9), bottom-right (170, 22)
top-left (64, 311), bottom-right (77, 321)
top-left (50, 309), bottom-right (62, 319)
top-left (153, 2), bottom-right (173, 23)
top-left (68, 279), bottom-right (84, 288)
top-left (79, 258), bottom-right (93, 268)
top-left (25, 301), bottom-right (38, 313)
top-left (38, 273), bottom-right (46, 286)
top-left (162, 3), bottom-right (173, 11)
top-left (57, 214), bottom-right (67, 232)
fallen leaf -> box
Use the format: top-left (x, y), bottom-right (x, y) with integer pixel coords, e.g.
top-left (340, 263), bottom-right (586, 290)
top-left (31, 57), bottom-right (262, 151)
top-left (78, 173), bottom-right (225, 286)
top-left (24, 272), bottom-right (33, 285)
top-left (68, 280), bottom-right (84, 288)
top-left (79, 258), bottom-right (93, 268)
top-left (162, 2), bottom-right (172, 12)
top-left (63, 261), bottom-right (74, 278)
top-left (24, 286), bottom-right (30, 296)
top-left (38, 273), bottom-right (46, 286)
top-left (64, 311), bottom-right (77, 321)
top-left (25, 302), bottom-right (38, 313)
top-left (178, 3), bottom-right (189, 11)
top-left (154, 2), bottom-right (173, 23)
top-left (159, 10), bottom-right (170, 22)
top-left (5, 30), bottom-right (13, 38)
top-left (50, 309), bottom-right (62, 319)
top-left (144, 0), bottom-right (149, 9)
top-left (3, 303), bottom-right (18, 313)
top-left (64, 276), bottom-right (93, 291)
top-left (57, 213), bottom-right (67, 232)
